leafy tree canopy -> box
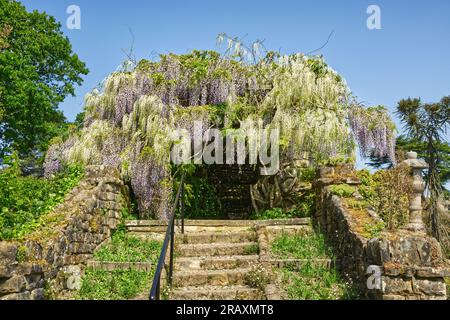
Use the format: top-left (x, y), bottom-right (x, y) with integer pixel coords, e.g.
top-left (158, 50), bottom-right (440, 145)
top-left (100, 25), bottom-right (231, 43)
top-left (397, 136), bottom-right (450, 188)
top-left (396, 96), bottom-right (449, 240)
top-left (0, 0), bottom-right (88, 159)
top-left (367, 136), bottom-right (449, 191)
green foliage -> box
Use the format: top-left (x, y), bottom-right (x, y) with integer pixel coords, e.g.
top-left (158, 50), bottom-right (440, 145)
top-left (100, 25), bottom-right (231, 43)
top-left (396, 96), bottom-right (449, 241)
top-left (298, 192), bottom-right (316, 217)
top-left (345, 199), bottom-right (368, 210)
top-left (363, 220), bottom-right (386, 239)
top-left (0, 0), bottom-right (88, 158)
top-left (94, 230), bottom-right (161, 263)
top-left (305, 55), bottom-right (343, 83)
top-left (367, 136), bottom-right (450, 193)
top-left (356, 169), bottom-right (375, 188)
top-left (271, 232), bottom-right (331, 260)
top-left (74, 112), bottom-right (86, 129)
top-left (0, 154), bottom-right (83, 240)
top-left (356, 170), bottom-right (378, 204)
top-left (280, 263), bottom-right (357, 300)
top-left (271, 232), bottom-right (357, 300)
top-left (244, 263), bottom-right (270, 291)
top-left (356, 168), bottom-right (411, 231)
top-left (396, 136), bottom-right (450, 190)
top-left (373, 168), bottom-right (411, 230)
top-left (119, 203), bottom-right (139, 223)
top-left (318, 156), bottom-right (355, 167)
top-left (172, 165), bottom-right (223, 219)
top-left (251, 208), bottom-right (291, 220)
top-left (78, 229), bottom-right (161, 300)
top-left (16, 245), bottom-right (27, 263)
top-left (244, 243), bottom-right (260, 255)
top-left (328, 184), bottom-right (356, 198)
top-left (250, 207), bottom-right (311, 220)
top-left (299, 167), bottom-right (317, 183)
top-left (77, 268), bottom-right (151, 300)
top-left (182, 176), bottom-right (222, 219)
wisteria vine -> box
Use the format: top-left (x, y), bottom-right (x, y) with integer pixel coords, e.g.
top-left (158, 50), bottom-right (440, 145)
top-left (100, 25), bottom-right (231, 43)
top-left (44, 48), bottom-right (397, 218)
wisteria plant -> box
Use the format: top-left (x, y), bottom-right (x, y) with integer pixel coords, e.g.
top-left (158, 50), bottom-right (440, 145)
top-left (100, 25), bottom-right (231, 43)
top-left (44, 36), bottom-right (397, 219)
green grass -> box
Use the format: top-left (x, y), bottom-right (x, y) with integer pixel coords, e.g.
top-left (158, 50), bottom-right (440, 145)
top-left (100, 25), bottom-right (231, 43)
top-left (271, 232), bottom-right (358, 300)
top-left (244, 243), bottom-right (260, 255)
top-left (77, 269), bottom-right (151, 300)
top-left (328, 184), bottom-right (356, 198)
top-left (250, 196), bottom-right (315, 220)
top-left (250, 208), bottom-right (300, 220)
top-left (271, 232), bottom-right (331, 260)
top-left (78, 230), bottom-right (162, 300)
top-left (93, 230), bottom-right (161, 263)
top-left (280, 263), bottom-right (356, 300)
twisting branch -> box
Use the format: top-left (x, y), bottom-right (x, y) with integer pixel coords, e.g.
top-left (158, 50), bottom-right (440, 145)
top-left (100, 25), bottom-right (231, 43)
top-left (307, 30), bottom-right (335, 55)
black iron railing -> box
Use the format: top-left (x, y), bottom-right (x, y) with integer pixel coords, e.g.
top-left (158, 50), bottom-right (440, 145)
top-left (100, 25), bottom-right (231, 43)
top-left (149, 174), bottom-right (185, 300)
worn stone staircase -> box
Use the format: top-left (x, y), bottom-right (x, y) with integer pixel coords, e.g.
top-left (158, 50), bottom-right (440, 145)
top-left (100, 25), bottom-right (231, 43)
top-left (124, 218), bottom-right (324, 300)
top-left (126, 220), bottom-right (266, 300)
top-left (82, 216), bottom-right (354, 300)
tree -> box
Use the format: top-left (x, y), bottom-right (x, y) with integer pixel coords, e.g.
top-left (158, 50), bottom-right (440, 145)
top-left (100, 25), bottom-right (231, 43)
top-left (396, 136), bottom-right (450, 191)
top-left (0, 24), bottom-right (12, 124)
top-left (396, 96), bottom-right (450, 241)
top-left (0, 0), bottom-right (88, 159)
top-left (367, 135), bottom-right (450, 193)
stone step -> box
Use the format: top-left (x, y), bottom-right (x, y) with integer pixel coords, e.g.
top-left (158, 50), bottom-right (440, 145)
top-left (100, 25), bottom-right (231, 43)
top-left (126, 225), bottom-right (253, 234)
top-left (172, 268), bottom-right (251, 287)
top-left (126, 220), bottom-right (256, 228)
top-left (177, 242), bottom-right (259, 257)
top-left (264, 258), bottom-right (333, 270)
top-left (176, 231), bottom-right (257, 244)
top-left (170, 285), bottom-right (265, 300)
top-left (126, 226), bottom-right (168, 233)
top-left (125, 218), bottom-right (311, 229)
top-left (175, 255), bottom-right (259, 270)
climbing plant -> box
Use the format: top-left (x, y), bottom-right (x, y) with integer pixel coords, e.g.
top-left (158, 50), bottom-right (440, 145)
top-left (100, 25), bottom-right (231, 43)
top-left (44, 36), bottom-right (396, 219)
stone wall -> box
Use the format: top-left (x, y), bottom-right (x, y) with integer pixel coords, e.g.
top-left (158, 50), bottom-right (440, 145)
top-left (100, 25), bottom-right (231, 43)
top-left (314, 164), bottom-right (449, 300)
top-left (0, 166), bottom-right (130, 300)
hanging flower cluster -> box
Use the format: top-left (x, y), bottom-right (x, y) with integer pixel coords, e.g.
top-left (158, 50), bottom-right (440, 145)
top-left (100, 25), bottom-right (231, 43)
top-left (262, 54), bottom-right (353, 162)
top-left (348, 105), bottom-right (397, 163)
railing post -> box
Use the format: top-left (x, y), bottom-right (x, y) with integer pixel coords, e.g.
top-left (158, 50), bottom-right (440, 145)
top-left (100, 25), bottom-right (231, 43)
top-left (168, 218), bottom-right (175, 287)
top-left (149, 173), bottom-right (186, 300)
top-left (181, 181), bottom-right (185, 234)
top-left (155, 278), bottom-right (160, 300)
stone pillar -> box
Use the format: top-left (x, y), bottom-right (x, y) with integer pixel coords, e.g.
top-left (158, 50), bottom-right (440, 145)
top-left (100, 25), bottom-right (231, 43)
top-left (402, 151), bottom-right (428, 232)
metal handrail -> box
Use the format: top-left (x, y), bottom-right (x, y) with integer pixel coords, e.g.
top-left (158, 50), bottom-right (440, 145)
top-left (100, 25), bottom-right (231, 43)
top-left (149, 173), bottom-right (185, 300)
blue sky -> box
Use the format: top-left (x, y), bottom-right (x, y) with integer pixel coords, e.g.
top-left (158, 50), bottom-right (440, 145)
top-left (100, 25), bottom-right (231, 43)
top-left (21, 0), bottom-right (450, 143)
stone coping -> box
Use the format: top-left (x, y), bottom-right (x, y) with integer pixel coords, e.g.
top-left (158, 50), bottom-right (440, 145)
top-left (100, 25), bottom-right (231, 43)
top-left (125, 218), bottom-right (310, 228)
top-left (383, 263), bottom-right (450, 278)
top-left (262, 258), bottom-right (333, 270)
